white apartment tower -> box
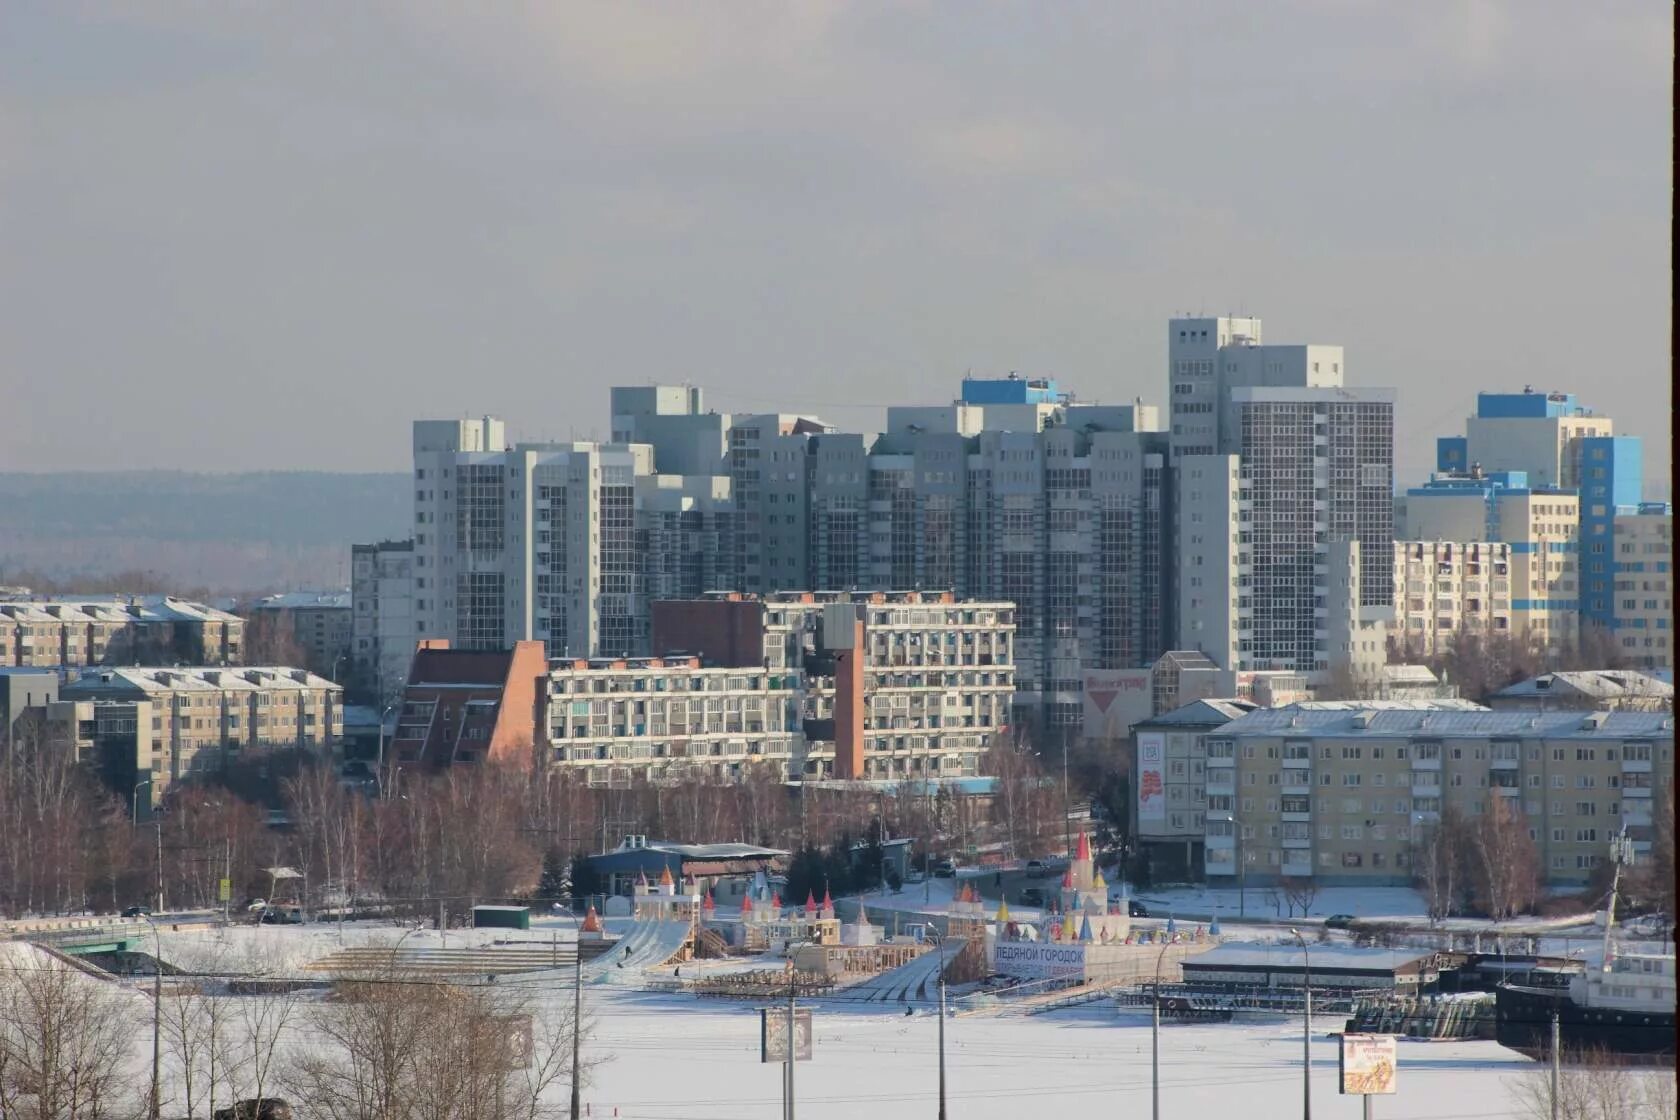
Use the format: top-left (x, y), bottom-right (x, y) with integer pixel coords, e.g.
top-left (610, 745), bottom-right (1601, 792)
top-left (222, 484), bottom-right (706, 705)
top-left (1169, 318), bottom-right (1396, 673)
top-left (412, 419), bottom-right (653, 658)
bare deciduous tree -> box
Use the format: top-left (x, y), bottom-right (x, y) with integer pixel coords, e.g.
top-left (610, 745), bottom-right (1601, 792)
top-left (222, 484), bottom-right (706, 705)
top-left (1508, 1046), bottom-right (1677, 1120)
top-left (1471, 794), bottom-right (1542, 921)
top-left (0, 949), bottom-right (135, 1119)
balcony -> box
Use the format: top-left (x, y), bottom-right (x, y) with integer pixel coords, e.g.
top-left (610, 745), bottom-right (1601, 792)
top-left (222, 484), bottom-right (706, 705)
top-left (1282, 756), bottom-right (1311, 769)
top-left (1622, 758), bottom-right (1653, 774)
top-left (1411, 756), bottom-right (1442, 771)
top-left (1622, 785), bottom-right (1652, 799)
top-left (1205, 779), bottom-right (1235, 797)
top-left (1490, 756), bottom-right (1519, 770)
top-left (1282, 810), bottom-right (1312, 823)
top-left (1205, 834), bottom-right (1236, 851)
top-left (1282, 836), bottom-right (1312, 850)
top-left (1281, 862), bottom-right (1314, 879)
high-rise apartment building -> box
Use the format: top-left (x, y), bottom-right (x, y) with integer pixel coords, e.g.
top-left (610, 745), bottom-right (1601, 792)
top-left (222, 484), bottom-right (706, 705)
top-left (1166, 318), bottom-right (1396, 675)
top-left (1438, 390), bottom-right (1614, 491)
top-left (413, 418), bottom-right (739, 660)
top-left (1390, 541), bottom-right (1517, 655)
top-left (1399, 467), bottom-right (1586, 652)
top-left (1612, 505), bottom-right (1673, 670)
top-left (351, 539), bottom-right (417, 704)
top-left (1430, 390), bottom-right (1644, 643)
top-left (612, 379), bottom-right (1170, 732)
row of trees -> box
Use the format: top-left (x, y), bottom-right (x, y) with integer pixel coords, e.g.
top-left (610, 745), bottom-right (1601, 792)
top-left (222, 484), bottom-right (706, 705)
top-left (1386, 624), bottom-right (1634, 705)
top-left (1414, 787), bottom-right (1675, 923)
top-left (1, 726), bottom-right (1062, 918)
top-left (0, 942), bottom-right (592, 1119)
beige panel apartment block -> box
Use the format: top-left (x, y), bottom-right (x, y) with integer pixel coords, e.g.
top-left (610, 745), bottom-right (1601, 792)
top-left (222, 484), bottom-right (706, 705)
top-left (59, 666), bottom-right (342, 800)
top-left (1613, 511), bottom-right (1673, 671)
top-left (1391, 541), bottom-right (1515, 657)
top-left (1204, 706), bottom-right (1673, 888)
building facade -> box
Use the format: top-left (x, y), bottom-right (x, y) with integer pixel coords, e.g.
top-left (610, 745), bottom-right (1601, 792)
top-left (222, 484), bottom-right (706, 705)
top-left (247, 592), bottom-right (352, 678)
top-left (0, 596), bottom-right (245, 669)
top-left (1199, 705), bottom-right (1673, 887)
top-left (1390, 541), bottom-right (1517, 656)
top-left (389, 640), bottom-right (546, 773)
top-left (1613, 506), bottom-right (1673, 670)
top-left (652, 591), bottom-right (1017, 780)
top-left (545, 657), bottom-right (802, 785)
top-left (351, 539), bottom-right (418, 705)
top-left (58, 665), bottom-right (342, 803)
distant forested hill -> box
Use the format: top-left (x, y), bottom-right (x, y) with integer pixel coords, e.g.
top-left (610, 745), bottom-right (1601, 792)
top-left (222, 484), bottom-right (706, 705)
top-left (0, 471), bottom-right (409, 594)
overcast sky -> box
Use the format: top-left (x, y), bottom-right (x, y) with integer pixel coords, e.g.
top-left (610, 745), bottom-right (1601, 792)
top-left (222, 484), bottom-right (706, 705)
top-left (1, 1), bottom-right (1670, 491)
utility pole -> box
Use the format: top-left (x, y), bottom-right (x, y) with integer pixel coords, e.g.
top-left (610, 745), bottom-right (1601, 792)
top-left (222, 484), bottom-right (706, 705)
top-left (937, 967), bottom-right (948, 1120)
top-left (786, 965), bottom-right (798, 1120)
top-left (1062, 725), bottom-right (1072, 859)
top-left (1549, 1012), bottom-right (1560, 1120)
top-left (1291, 928), bottom-right (1312, 1120)
top-left (571, 913), bottom-right (583, 1120)
top-left (143, 915), bottom-right (162, 1120)
top-left (155, 813), bottom-right (165, 914)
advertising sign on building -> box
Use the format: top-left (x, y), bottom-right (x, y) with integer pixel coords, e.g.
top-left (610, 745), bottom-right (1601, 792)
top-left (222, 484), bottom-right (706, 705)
top-left (760, 1008), bottom-right (813, 1063)
top-left (1082, 669), bottom-right (1152, 742)
top-left (991, 941), bottom-right (1089, 982)
top-left (1136, 731), bottom-right (1167, 823)
top-left (1338, 1033), bottom-right (1398, 1095)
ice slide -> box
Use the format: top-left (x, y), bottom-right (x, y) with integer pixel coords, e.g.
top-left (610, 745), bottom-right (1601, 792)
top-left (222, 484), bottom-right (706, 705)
top-left (836, 939), bottom-right (965, 1007)
top-left (583, 919), bottom-right (692, 983)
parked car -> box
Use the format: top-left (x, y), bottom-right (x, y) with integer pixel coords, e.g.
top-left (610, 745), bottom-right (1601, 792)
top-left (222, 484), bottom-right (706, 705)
top-left (245, 898), bottom-right (268, 912)
top-left (1324, 914), bottom-right (1357, 929)
top-left (1127, 900), bottom-right (1149, 918)
top-left (214, 1099), bottom-right (293, 1120)
top-left (932, 859), bottom-right (957, 878)
top-left (1017, 887), bottom-right (1046, 907)
top-left (259, 908), bottom-right (302, 925)
top-left (1024, 859), bottom-right (1047, 879)
top-left (120, 905), bottom-right (151, 918)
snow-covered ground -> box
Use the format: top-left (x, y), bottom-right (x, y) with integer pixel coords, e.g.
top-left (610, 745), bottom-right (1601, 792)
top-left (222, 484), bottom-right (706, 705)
top-left (583, 992), bottom-right (1543, 1119)
top-left (13, 923), bottom-right (1674, 1118)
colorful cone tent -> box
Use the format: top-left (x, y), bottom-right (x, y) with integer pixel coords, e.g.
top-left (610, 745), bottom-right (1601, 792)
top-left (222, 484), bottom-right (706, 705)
top-left (1079, 915), bottom-right (1093, 943)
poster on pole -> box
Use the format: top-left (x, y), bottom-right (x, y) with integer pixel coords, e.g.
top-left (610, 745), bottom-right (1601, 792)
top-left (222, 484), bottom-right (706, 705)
top-left (1136, 732), bottom-right (1167, 823)
top-left (760, 1008), bottom-right (813, 1063)
top-left (1338, 1033), bottom-right (1397, 1095)
top-left (218, 878), bottom-right (232, 903)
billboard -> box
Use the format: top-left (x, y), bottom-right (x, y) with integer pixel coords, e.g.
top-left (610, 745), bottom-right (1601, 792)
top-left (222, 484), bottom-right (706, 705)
top-left (991, 941), bottom-right (1089, 981)
top-left (1136, 731), bottom-right (1167, 823)
top-left (1338, 1033), bottom-right (1397, 1095)
top-left (1082, 669), bottom-right (1152, 742)
top-left (760, 1008), bottom-right (813, 1063)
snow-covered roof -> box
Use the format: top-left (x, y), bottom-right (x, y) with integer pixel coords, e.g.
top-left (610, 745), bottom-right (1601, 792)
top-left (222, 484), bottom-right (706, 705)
top-left (0, 596), bottom-right (242, 624)
top-left (1215, 705), bottom-right (1672, 740)
top-left (250, 591), bottom-right (352, 611)
top-left (1139, 699), bottom-right (1260, 727)
top-left (1495, 670), bottom-right (1672, 701)
top-left (1183, 942), bottom-right (1434, 972)
top-left (62, 666), bottom-right (340, 696)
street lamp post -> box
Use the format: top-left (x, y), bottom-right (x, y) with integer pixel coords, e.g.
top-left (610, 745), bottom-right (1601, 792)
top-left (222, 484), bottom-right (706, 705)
top-left (140, 914), bottom-right (162, 1120)
top-left (1290, 928), bottom-right (1312, 1120)
top-left (937, 964), bottom-right (948, 1120)
top-left (1152, 936), bottom-right (1175, 1120)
